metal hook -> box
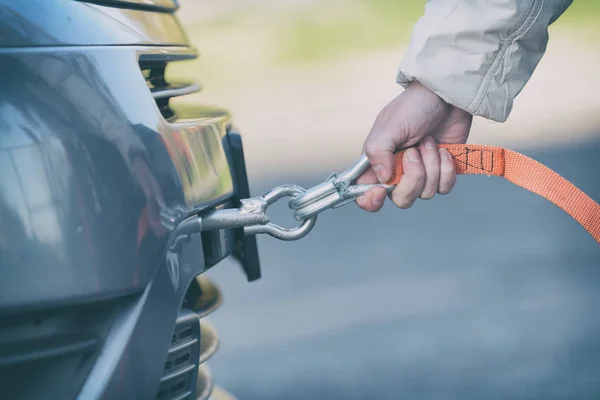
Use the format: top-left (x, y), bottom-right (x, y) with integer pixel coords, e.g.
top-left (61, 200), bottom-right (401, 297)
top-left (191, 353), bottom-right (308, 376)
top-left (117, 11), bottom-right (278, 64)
top-left (243, 185), bottom-right (318, 241)
top-left (171, 185), bottom-right (317, 242)
top-left (289, 155), bottom-right (394, 221)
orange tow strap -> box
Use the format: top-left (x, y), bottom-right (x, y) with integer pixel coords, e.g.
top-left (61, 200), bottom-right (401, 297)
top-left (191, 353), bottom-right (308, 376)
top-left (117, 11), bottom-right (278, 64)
top-left (387, 144), bottom-right (600, 245)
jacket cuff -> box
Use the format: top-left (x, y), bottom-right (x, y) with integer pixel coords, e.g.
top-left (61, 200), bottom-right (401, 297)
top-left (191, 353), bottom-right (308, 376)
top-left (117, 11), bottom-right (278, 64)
top-left (396, 0), bottom-right (572, 123)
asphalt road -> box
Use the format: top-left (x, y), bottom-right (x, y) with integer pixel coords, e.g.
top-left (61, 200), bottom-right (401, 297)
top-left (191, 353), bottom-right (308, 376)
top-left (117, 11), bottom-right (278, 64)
top-left (205, 140), bottom-right (600, 400)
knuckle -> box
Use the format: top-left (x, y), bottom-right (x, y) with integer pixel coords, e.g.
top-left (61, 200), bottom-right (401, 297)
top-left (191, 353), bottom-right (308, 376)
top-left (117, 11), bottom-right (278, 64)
top-left (364, 142), bottom-right (380, 159)
top-left (419, 141), bottom-right (432, 153)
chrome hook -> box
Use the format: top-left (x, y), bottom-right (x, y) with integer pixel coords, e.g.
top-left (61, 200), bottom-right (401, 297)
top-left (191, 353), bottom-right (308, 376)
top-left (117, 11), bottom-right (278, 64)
top-left (289, 155), bottom-right (394, 221)
top-left (242, 185), bottom-right (318, 241)
top-left (169, 184), bottom-right (318, 244)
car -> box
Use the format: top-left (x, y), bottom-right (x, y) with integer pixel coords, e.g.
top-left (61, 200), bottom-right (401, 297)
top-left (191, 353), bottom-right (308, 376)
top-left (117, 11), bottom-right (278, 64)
top-left (0, 1), bottom-right (262, 398)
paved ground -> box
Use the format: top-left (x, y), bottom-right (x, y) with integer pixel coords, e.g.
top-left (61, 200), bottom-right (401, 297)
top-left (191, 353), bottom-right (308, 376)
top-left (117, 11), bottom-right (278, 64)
top-left (205, 139), bottom-right (600, 400)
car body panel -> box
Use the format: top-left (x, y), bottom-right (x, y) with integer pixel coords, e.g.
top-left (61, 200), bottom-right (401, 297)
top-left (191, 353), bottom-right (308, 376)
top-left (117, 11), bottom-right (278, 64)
top-left (0, 0), bottom-right (187, 47)
top-left (0, 46), bottom-right (234, 311)
top-left (0, 3), bottom-right (250, 399)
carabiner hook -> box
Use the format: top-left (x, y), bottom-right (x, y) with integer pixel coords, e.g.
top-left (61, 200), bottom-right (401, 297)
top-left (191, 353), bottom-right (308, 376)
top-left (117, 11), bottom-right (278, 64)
top-left (243, 185), bottom-right (318, 241)
top-left (289, 155), bottom-right (394, 221)
top-left (193, 184), bottom-right (317, 241)
top-left (288, 155), bottom-right (372, 210)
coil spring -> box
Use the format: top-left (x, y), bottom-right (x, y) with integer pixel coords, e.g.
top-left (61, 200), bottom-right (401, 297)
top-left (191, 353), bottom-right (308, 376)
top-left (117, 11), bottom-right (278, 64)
top-left (190, 276), bottom-right (222, 400)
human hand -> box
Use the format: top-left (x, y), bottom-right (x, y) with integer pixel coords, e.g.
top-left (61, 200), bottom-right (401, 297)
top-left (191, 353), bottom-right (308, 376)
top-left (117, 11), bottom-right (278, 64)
top-left (356, 81), bottom-right (473, 212)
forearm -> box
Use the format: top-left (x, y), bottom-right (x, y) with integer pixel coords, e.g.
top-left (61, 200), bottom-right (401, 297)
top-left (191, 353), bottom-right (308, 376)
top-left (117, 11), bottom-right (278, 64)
top-left (397, 0), bottom-right (573, 122)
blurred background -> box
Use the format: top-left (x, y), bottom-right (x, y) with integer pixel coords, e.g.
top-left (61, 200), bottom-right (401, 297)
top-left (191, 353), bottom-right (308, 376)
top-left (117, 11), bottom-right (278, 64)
top-left (172, 1), bottom-right (600, 399)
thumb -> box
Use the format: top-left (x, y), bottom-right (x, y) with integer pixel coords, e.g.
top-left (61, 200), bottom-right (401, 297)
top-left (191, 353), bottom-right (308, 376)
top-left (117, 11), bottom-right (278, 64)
top-left (363, 128), bottom-right (398, 183)
top-left (363, 83), bottom-right (449, 183)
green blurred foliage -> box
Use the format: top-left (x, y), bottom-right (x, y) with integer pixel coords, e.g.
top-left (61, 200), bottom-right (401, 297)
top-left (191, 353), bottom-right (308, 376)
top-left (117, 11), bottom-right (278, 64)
top-left (169, 0), bottom-right (599, 85)
top-left (274, 0), bottom-right (424, 63)
top-left (559, 0), bottom-right (600, 26)
top-left (275, 0), bottom-right (599, 63)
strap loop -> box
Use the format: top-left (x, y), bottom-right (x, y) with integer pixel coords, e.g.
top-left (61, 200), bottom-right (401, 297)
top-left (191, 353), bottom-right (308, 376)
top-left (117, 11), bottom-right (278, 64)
top-left (388, 144), bottom-right (600, 245)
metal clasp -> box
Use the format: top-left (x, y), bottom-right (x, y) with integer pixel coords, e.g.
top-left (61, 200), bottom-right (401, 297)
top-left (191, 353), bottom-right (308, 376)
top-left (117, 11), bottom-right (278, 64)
top-left (289, 154), bottom-right (394, 221)
top-left (169, 185), bottom-right (317, 248)
top-left (239, 184), bottom-right (317, 240)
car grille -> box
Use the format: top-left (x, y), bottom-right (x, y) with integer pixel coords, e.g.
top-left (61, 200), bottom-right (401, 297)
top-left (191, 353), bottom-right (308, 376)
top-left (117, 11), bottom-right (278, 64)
top-left (0, 300), bottom-right (121, 399)
top-left (157, 276), bottom-right (230, 400)
top-left (134, 21), bottom-right (236, 400)
top-left (139, 49), bottom-right (201, 122)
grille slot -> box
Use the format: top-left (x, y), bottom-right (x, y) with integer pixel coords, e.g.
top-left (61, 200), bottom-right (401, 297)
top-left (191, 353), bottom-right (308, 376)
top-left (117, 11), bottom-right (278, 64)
top-left (151, 83), bottom-right (202, 100)
top-left (164, 338), bottom-right (198, 376)
top-left (158, 364), bottom-right (196, 400)
top-left (158, 276), bottom-right (226, 400)
top-left (139, 50), bottom-right (200, 122)
top-left (0, 334), bottom-right (98, 367)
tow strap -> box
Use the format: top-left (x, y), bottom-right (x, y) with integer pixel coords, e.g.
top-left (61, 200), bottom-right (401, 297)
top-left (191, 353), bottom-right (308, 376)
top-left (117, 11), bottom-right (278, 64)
top-left (388, 144), bottom-right (600, 245)
top-left (175, 144), bottom-right (599, 244)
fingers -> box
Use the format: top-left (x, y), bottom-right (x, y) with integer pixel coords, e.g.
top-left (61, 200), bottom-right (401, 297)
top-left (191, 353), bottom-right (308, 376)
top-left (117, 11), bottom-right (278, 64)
top-left (362, 84), bottom-right (448, 184)
top-left (363, 129), bottom-right (397, 184)
top-left (357, 137), bottom-right (459, 211)
top-left (388, 148), bottom-right (426, 209)
top-left (355, 185), bottom-right (388, 213)
top-left (437, 147), bottom-right (456, 195)
top-left (355, 168), bottom-right (388, 212)
top-left (387, 139), bottom-right (457, 209)
top-left (418, 136), bottom-right (440, 200)
top-left (362, 96), bottom-right (406, 184)
top-left (357, 85), bottom-right (469, 213)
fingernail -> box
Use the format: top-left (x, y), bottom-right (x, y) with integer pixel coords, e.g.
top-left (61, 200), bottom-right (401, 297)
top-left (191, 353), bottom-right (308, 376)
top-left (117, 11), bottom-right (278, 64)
top-left (373, 165), bottom-right (388, 182)
top-left (407, 148), bottom-right (420, 163)
top-left (424, 137), bottom-right (436, 150)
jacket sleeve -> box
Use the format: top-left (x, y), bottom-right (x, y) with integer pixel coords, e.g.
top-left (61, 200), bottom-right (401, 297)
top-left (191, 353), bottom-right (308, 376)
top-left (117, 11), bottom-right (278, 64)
top-left (397, 0), bottom-right (573, 122)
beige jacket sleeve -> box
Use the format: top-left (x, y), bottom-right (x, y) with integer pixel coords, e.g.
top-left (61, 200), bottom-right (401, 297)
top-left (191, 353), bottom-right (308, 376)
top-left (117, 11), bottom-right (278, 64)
top-left (397, 0), bottom-right (573, 122)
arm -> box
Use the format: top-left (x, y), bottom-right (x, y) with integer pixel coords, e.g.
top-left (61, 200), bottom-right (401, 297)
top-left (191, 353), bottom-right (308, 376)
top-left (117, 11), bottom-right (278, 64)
top-left (357, 0), bottom-right (573, 212)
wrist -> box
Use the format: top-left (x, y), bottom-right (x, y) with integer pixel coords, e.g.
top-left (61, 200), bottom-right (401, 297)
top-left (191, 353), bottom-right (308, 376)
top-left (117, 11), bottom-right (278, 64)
top-left (407, 79), bottom-right (449, 115)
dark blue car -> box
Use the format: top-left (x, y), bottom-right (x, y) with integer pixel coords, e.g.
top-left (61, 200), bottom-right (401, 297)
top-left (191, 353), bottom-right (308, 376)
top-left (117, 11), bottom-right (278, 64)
top-left (0, 1), bottom-right (261, 398)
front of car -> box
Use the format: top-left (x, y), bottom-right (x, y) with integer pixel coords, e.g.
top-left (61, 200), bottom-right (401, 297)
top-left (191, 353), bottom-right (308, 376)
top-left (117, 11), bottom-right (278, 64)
top-left (0, 1), bottom-right (259, 398)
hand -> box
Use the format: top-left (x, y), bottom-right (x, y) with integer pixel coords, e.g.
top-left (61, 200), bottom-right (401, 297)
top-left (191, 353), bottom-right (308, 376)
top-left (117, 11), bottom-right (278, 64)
top-left (356, 81), bottom-right (473, 212)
